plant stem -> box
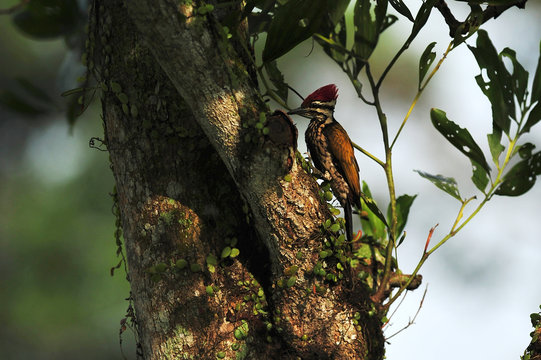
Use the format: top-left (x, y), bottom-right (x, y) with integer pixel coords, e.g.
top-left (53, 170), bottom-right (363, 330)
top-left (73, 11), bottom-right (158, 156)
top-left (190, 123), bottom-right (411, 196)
top-left (352, 141), bottom-right (385, 167)
top-left (366, 64), bottom-right (398, 303)
top-left (390, 41), bottom-right (453, 149)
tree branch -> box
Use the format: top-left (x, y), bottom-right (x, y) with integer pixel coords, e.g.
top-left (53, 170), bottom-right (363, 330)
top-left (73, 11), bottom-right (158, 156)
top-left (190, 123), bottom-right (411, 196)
top-left (436, 0), bottom-right (528, 37)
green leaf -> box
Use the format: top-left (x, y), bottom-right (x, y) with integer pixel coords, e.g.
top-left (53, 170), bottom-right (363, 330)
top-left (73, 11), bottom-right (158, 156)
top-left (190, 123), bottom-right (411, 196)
top-left (206, 254), bottom-right (218, 266)
top-left (389, 0), bottom-right (414, 21)
top-left (470, 159), bottom-right (489, 192)
top-left (234, 320), bottom-right (249, 340)
top-left (352, 0), bottom-right (388, 76)
top-left (284, 265), bottom-right (298, 276)
top-left (360, 182), bottom-right (388, 240)
top-left (496, 151), bottom-right (541, 196)
top-left (230, 248), bottom-right (240, 258)
top-left (468, 30), bottom-right (514, 135)
top-left (431, 108), bottom-right (491, 175)
top-left (410, 0), bottom-right (439, 40)
top-left (518, 143), bottom-right (535, 160)
top-left (500, 47), bottom-right (529, 104)
top-left (418, 42), bottom-right (436, 88)
top-left (487, 129), bottom-right (505, 167)
top-left (329, 223), bottom-right (341, 233)
top-left (531, 40), bottom-right (541, 104)
top-left (521, 102), bottom-right (541, 135)
top-left (415, 170), bottom-right (462, 201)
top-left (381, 14), bottom-right (399, 33)
top-left (262, 0), bottom-right (349, 62)
top-left (354, 244), bottom-right (385, 265)
top-left (315, 34), bottom-right (347, 65)
top-left (264, 60), bottom-right (288, 102)
top-left (286, 276), bottom-right (297, 287)
top-left (221, 246), bottom-right (232, 259)
top-left (175, 259), bottom-right (188, 269)
top-left (206, 285), bottom-right (214, 296)
top-left (388, 194), bottom-right (417, 236)
top-left (531, 312), bottom-right (541, 327)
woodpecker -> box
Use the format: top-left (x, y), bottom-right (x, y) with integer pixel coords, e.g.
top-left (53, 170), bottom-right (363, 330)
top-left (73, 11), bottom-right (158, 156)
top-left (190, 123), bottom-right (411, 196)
top-left (288, 84), bottom-right (361, 243)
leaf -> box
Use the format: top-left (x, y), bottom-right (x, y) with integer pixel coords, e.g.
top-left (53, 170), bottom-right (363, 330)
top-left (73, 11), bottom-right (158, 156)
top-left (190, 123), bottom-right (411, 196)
top-left (410, 0), bottom-right (439, 40)
top-left (389, 0), bottom-right (414, 21)
top-left (329, 223), bottom-right (341, 233)
top-left (419, 42), bottom-right (437, 88)
top-left (500, 47), bottom-right (529, 104)
top-left (221, 246), bottom-right (232, 259)
top-left (284, 265), bottom-right (298, 276)
top-left (352, 0), bottom-right (388, 76)
top-left (264, 60), bottom-right (288, 101)
top-left (532, 40), bottom-right (541, 104)
top-left (468, 30), bottom-right (515, 135)
top-left (470, 159), bottom-right (489, 192)
top-left (487, 129), bottom-right (505, 167)
top-left (381, 14), bottom-right (399, 34)
top-left (360, 181), bottom-right (388, 241)
top-left (234, 320), bottom-right (249, 340)
top-left (262, 0), bottom-right (349, 62)
top-left (521, 102), bottom-right (541, 134)
top-left (206, 254), bottom-right (218, 266)
top-left (286, 276), bottom-right (297, 287)
top-left (230, 248), bottom-right (240, 258)
top-left (518, 142), bottom-right (535, 159)
top-left (495, 152), bottom-right (541, 196)
top-left (415, 170), bottom-right (462, 201)
top-left (388, 194), bottom-right (417, 237)
top-left (431, 108), bottom-right (491, 174)
top-left (175, 259), bottom-right (188, 269)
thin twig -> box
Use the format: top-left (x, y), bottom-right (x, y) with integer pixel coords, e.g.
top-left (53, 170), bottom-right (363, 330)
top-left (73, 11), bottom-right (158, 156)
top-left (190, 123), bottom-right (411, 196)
top-left (382, 290), bottom-right (408, 329)
top-left (385, 285), bottom-right (428, 341)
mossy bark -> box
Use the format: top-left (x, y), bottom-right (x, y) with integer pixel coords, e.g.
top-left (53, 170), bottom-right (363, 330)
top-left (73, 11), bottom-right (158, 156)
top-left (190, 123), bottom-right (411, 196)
top-left (90, 0), bottom-right (385, 359)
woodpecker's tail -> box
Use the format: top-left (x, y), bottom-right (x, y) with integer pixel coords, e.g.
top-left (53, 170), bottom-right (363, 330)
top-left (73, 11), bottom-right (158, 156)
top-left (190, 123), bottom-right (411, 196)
top-left (344, 199), bottom-right (354, 243)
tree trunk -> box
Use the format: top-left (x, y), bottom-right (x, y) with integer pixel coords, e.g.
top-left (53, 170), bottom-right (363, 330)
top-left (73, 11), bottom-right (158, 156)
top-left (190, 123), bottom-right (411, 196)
top-left (90, 0), bottom-right (385, 358)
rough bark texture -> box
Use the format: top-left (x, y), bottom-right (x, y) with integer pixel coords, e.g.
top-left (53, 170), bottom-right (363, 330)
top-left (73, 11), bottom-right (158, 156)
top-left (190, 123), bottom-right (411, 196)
top-left (90, 0), bottom-right (385, 359)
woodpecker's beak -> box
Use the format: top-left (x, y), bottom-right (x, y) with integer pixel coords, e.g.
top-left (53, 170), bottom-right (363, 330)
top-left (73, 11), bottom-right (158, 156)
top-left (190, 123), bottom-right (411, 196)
top-left (287, 107), bottom-right (311, 118)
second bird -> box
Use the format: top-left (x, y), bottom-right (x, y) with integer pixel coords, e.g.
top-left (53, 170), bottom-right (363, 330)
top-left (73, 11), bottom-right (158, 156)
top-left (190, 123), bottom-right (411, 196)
top-left (288, 84), bottom-right (361, 243)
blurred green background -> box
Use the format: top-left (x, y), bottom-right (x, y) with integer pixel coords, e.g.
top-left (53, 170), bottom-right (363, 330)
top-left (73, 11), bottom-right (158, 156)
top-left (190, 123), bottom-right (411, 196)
top-left (0, 1), bottom-right (133, 358)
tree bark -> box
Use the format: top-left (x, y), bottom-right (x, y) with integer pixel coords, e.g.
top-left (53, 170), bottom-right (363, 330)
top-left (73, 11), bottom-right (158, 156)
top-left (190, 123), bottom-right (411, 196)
top-left (90, 0), bottom-right (385, 358)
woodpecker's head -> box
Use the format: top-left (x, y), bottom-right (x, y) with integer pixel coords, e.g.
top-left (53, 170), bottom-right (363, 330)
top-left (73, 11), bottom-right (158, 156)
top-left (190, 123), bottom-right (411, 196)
top-left (288, 84), bottom-right (338, 121)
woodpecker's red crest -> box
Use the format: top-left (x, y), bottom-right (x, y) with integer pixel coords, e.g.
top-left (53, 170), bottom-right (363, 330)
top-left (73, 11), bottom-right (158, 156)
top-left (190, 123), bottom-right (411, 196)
top-left (301, 84), bottom-right (339, 107)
